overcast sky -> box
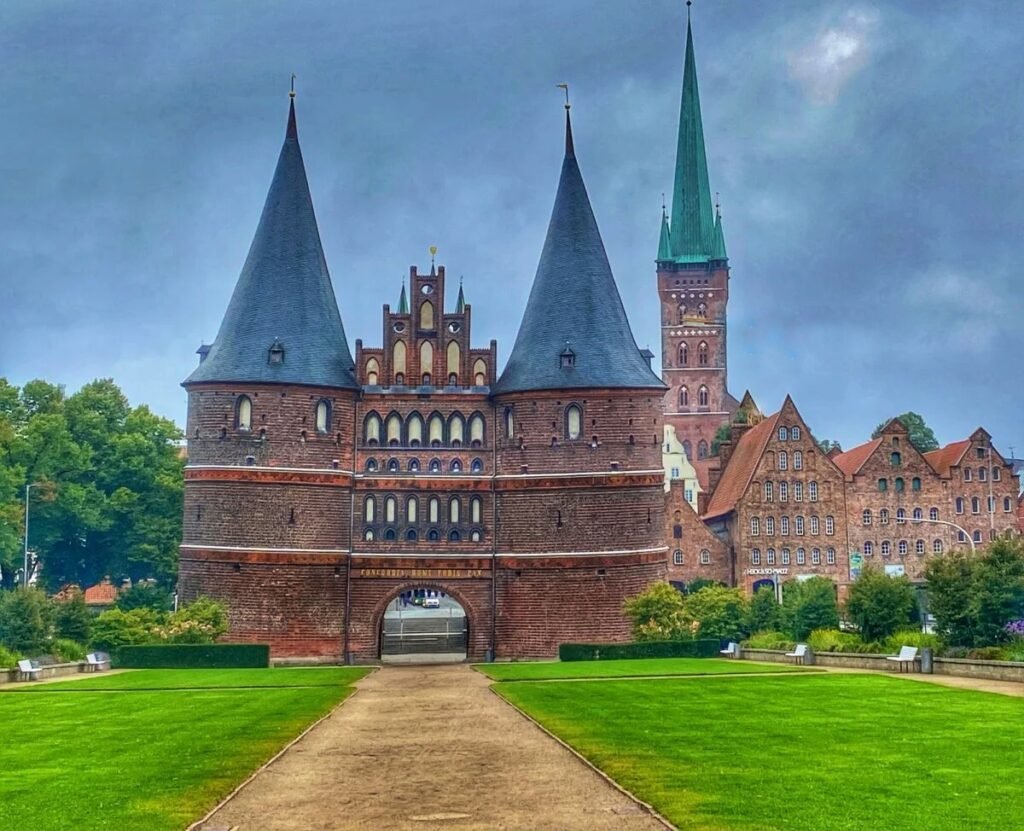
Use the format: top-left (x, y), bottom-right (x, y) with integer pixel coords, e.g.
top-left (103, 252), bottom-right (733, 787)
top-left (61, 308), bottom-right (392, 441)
top-left (2, 1), bottom-right (1021, 455)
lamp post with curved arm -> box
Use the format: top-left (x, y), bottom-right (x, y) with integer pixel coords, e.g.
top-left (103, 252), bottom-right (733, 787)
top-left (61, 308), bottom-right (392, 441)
top-left (895, 514), bottom-right (976, 554)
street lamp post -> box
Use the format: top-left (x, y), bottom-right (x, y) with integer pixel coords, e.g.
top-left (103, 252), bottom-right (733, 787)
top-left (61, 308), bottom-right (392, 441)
top-left (896, 514), bottom-right (976, 554)
top-left (23, 483), bottom-right (34, 588)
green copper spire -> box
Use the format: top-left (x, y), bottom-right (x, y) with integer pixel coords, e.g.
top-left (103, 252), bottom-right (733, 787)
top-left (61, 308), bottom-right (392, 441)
top-left (455, 278), bottom-right (465, 313)
top-left (397, 280), bottom-right (409, 314)
top-left (669, 16), bottom-right (719, 263)
top-left (712, 208), bottom-right (727, 261)
top-left (657, 205), bottom-right (672, 261)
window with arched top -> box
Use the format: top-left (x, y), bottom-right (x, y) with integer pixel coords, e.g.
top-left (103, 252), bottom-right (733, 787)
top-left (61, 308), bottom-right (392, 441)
top-left (365, 358), bottom-right (380, 386)
top-left (365, 459), bottom-right (378, 472)
top-left (778, 451), bottom-right (788, 471)
top-left (450, 459), bottom-right (462, 473)
top-left (566, 404), bottom-right (582, 440)
top-left (779, 482), bottom-right (789, 502)
top-left (449, 530), bottom-right (461, 542)
top-left (407, 413), bottom-right (424, 446)
top-left (384, 528), bottom-right (396, 541)
top-left (236, 396), bottom-right (252, 431)
top-left (471, 497), bottom-right (482, 524)
top-left (406, 528), bottom-right (418, 542)
top-left (364, 529), bottom-right (375, 541)
top-left (679, 343), bottom-right (688, 365)
top-left (315, 399), bottom-right (331, 433)
top-left (1005, 497), bottom-right (1013, 513)
top-left (898, 540), bottom-right (908, 556)
top-left (700, 549), bottom-right (711, 564)
top-left (429, 497), bottom-right (440, 524)
top-left (891, 452), bottom-right (902, 467)
top-left (683, 440), bottom-right (692, 460)
top-left (471, 458), bottom-right (483, 473)
top-left (449, 414), bottom-right (465, 447)
top-left (863, 509), bottom-right (872, 526)
top-left (751, 517), bottom-right (760, 535)
top-left (698, 341), bottom-right (708, 366)
top-left (392, 341), bottom-right (406, 377)
top-left (778, 427), bottom-right (788, 441)
top-left (384, 496), bottom-right (397, 524)
top-left (387, 458), bottom-right (399, 473)
top-left (469, 414), bottom-right (485, 447)
top-left (794, 451), bottom-right (803, 470)
top-left (406, 497), bottom-right (418, 524)
top-left (764, 481), bottom-right (774, 502)
top-left (791, 426), bottom-right (801, 441)
top-left (955, 497), bottom-right (964, 514)
top-left (386, 413), bottom-right (402, 446)
top-left (428, 529), bottom-right (440, 542)
top-left (409, 459), bottom-right (420, 472)
top-left (863, 541), bottom-right (873, 556)
top-left (429, 458), bottom-right (441, 473)
top-left (795, 516), bottom-right (805, 535)
top-left (364, 496), bottom-right (376, 522)
top-left (419, 300), bottom-right (434, 330)
top-left (933, 539), bottom-right (943, 553)
top-left (446, 340), bottom-right (460, 384)
top-left (894, 477), bottom-right (904, 492)
top-left (504, 407), bottom-right (515, 438)
top-left (971, 497), bottom-right (980, 514)
top-left (698, 440), bottom-right (709, 460)
top-left (473, 359), bottom-right (487, 387)
top-left (419, 340), bottom-right (433, 384)
top-left (698, 386), bottom-right (709, 407)
top-left (929, 507), bottom-right (938, 521)
top-left (680, 386), bottom-right (689, 407)
top-left (697, 302), bottom-right (707, 317)
top-left (364, 412), bottom-right (382, 446)
top-left (429, 414), bottom-right (445, 446)
top-left (808, 481), bottom-right (818, 502)
top-left (678, 305), bottom-right (686, 323)
top-left (449, 497), bottom-right (461, 524)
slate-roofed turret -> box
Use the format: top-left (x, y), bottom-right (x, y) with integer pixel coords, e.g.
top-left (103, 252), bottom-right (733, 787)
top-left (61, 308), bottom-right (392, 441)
top-left (494, 108), bottom-right (665, 395)
top-left (185, 97), bottom-right (358, 389)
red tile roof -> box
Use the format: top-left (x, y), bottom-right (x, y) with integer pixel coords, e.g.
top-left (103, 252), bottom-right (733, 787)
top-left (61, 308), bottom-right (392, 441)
top-left (83, 580), bottom-right (118, 606)
top-left (832, 438), bottom-right (883, 479)
top-left (703, 410), bottom-right (781, 521)
top-left (924, 440), bottom-right (971, 477)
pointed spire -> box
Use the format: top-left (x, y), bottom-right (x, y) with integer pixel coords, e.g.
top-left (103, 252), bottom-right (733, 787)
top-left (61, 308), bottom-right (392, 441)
top-left (712, 208), bottom-right (728, 261)
top-left (658, 203), bottom-right (672, 261)
top-left (494, 101), bottom-right (665, 395)
top-left (185, 95), bottom-right (358, 389)
top-left (455, 277), bottom-right (466, 314)
top-left (668, 13), bottom-right (718, 263)
top-left (398, 279), bottom-right (409, 314)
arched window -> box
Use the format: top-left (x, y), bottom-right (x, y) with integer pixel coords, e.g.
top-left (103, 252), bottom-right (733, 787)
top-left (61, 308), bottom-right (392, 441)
top-left (449, 413), bottom-right (465, 447)
top-left (469, 414), bottom-right (485, 447)
top-left (796, 548), bottom-right (806, 564)
top-left (683, 440), bottom-right (693, 460)
top-left (449, 498), bottom-right (461, 524)
top-left (679, 343), bottom-right (688, 365)
top-left (429, 497), bottom-right (440, 524)
top-left (450, 459), bottom-right (462, 473)
top-left (678, 305), bottom-right (686, 323)
top-left (365, 358), bottom-right (380, 386)
top-left (419, 340), bottom-right (433, 384)
top-left (781, 549), bottom-right (791, 565)
top-left (826, 516), bottom-right (835, 535)
top-left (675, 549), bottom-right (685, 566)
top-left (504, 407), bottom-right (515, 438)
top-left (446, 341), bottom-right (461, 385)
top-left (891, 451), bottom-right (902, 467)
top-left (384, 528), bottom-right (396, 541)
top-left (826, 548), bottom-right (836, 564)
top-left (387, 458), bottom-right (399, 473)
top-left (792, 426), bottom-right (801, 441)
top-left (794, 451), bottom-right (803, 470)
top-left (779, 427), bottom-right (789, 442)
top-left (364, 496), bottom-right (376, 523)
top-left (913, 507), bottom-right (923, 521)
top-left (315, 399), bottom-right (331, 433)
top-left (955, 497), bottom-right (964, 514)
top-left (673, 524), bottom-right (683, 539)
top-left (679, 386), bottom-right (689, 407)
top-left (879, 509), bottom-right (889, 525)
top-left (471, 530), bottom-right (482, 542)
top-left (915, 539), bottom-right (925, 555)
top-left (864, 541), bottom-right (873, 556)
top-left (698, 440), bottom-right (709, 460)
top-left (779, 482), bottom-right (789, 502)
top-left (364, 412), bottom-right (382, 446)
top-left (471, 497), bottom-right (482, 524)
top-left (365, 459), bottom-right (378, 472)
top-left (364, 529), bottom-right (375, 541)
top-left (392, 341), bottom-right (406, 380)
top-left (993, 467), bottom-right (1001, 481)
top-left (471, 458), bottom-right (483, 472)
top-left (964, 468), bottom-right (973, 482)
top-left (449, 530), bottom-right (461, 542)
top-left (429, 458), bottom-right (441, 473)
top-left (409, 459), bottom-right (420, 472)
top-left (751, 517), bottom-right (760, 535)
top-left (933, 539), bottom-right (943, 553)
top-left (912, 477), bottom-right (922, 491)
top-left (894, 477), bottom-right (904, 492)
top-left (898, 540), bottom-right (908, 556)
top-left (808, 482), bottom-right (819, 503)
top-left (698, 386), bottom-right (709, 407)
top-left (795, 482), bottom-right (804, 502)
top-left (896, 508), bottom-right (906, 524)
top-left (697, 302), bottom-right (707, 318)
top-left (795, 516), bottom-right (805, 535)
top-left (863, 509), bottom-right (872, 526)
top-left (407, 412), bottom-right (424, 447)
top-left (971, 497), bottom-right (980, 514)
top-left (566, 404), bottom-right (582, 440)
top-left (878, 478), bottom-right (888, 492)
top-left (419, 300), bottom-right (434, 330)
top-left (972, 530), bottom-right (982, 543)
top-left (767, 548), bottom-right (777, 565)
top-left (929, 507), bottom-right (939, 521)
top-left (428, 529), bottom-right (440, 542)
top-left (1005, 497), bottom-right (1013, 513)
top-left (386, 413), bottom-right (402, 446)
top-left (978, 467), bottom-right (987, 482)
top-left (778, 451), bottom-right (788, 471)
top-left (698, 341), bottom-right (708, 366)
top-left (881, 540), bottom-right (891, 556)
top-left (751, 549), bottom-right (761, 565)
top-left (700, 549), bottom-right (711, 564)
top-left (429, 413), bottom-right (445, 446)
top-left (764, 481), bottom-right (774, 502)
top-left (780, 516), bottom-right (790, 535)
top-left (236, 396), bottom-right (252, 431)
top-left (406, 529), bottom-right (418, 542)
top-left (473, 359), bottom-right (487, 387)
top-left (765, 517), bottom-right (775, 535)
top-left (406, 497), bottom-right (418, 524)
top-left (384, 496), bottom-right (397, 524)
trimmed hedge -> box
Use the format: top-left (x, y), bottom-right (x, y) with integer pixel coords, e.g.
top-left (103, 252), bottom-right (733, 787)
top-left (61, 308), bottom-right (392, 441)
top-left (114, 643), bottom-right (270, 669)
top-left (558, 639), bottom-right (720, 662)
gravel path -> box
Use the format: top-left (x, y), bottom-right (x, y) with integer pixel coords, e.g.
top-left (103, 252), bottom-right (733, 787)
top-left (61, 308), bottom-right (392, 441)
top-left (194, 664), bottom-right (667, 830)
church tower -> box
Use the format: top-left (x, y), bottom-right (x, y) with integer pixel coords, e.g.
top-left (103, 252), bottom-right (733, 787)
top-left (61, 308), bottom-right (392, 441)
top-left (658, 13), bottom-right (736, 475)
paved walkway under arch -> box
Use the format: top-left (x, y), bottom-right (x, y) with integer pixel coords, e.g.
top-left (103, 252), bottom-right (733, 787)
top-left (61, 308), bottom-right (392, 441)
top-left (194, 664), bottom-right (667, 830)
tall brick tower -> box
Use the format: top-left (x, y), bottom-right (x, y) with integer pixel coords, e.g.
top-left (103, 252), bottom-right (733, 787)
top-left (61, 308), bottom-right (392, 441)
top-left (658, 14), bottom-right (737, 475)
top-left (491, 107), bottom-right (669, 656)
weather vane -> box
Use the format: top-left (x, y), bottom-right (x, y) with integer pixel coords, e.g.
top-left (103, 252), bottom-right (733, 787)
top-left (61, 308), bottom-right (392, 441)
top-left (557, 83), bottom-right (570, 110)
top-left (429, 245), bottom-right (437, 267)
top-left (290, 73), bottom-right (296, 99)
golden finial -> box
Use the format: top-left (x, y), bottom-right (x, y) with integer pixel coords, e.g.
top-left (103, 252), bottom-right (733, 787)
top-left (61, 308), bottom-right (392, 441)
top-left (429, 245), bottom-right (437, 269)
top-left (289, 73), bottom-right (296, 99)
top-left (557, 83), bottom-right (570, 110)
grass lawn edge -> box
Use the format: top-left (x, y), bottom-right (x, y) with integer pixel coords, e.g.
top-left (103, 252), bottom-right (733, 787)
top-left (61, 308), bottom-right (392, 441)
top-left (487, 684), bottom-right (675, 830)
top-left (471, 657), bottom-right (820, 682)
top-left (183, 682), bottom-right (366, 831)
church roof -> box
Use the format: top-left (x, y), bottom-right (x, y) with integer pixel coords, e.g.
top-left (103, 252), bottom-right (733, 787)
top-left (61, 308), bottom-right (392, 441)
top-left (184, 98), bottom-right (358, 389)
top-left (493, 110), bottom-right (665, 395)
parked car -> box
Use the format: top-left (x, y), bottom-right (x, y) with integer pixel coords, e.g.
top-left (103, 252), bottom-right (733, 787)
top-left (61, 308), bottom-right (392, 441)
top-left (423, 597), bottom-right (440, 609)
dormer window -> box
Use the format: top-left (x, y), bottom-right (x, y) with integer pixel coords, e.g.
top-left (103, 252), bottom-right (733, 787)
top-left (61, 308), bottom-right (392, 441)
top-left (560, 346), bottom-right (576, 369)
top-left (268, 339), bottom-right (285, 365)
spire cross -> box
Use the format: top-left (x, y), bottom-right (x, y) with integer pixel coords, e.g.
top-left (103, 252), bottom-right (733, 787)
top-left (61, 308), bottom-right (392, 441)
top-left (289, 73), bottom-right (296, 99)
top-left (715, 191), bottom-right (721, 217)
top-left (557, 83), bottom-right (570, 110)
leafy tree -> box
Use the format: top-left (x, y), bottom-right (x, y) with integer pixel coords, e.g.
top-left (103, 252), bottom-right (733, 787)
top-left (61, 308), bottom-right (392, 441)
top-left (710, 423), bottom-right (732, 457)
top-left (0, 588), bottom-right (55, 654)
top-left (844, 567), bottom-right (916, 641)
top-left (116, 582), bottom-right (174, 612)
top-left (88, 608), bottom-right (161, 652)
top-left (817, 439), bottom-right (842, 454)
top-left (782, 577), bottom-right (840, 640)
top-left (686, 578), bottom-right (724, 595)
top-left (54, 592), bottom-right (92, 643)
top-left (746, 586), bottom-right (781, 634)
top-left (623, 582), bottom-right (692, 641)
top-left (872, 412), bottom-right (939, 453)
top-left (924, 552), bottom-right (977, 647)
top-left (685, 585), bottom-right (748, 641)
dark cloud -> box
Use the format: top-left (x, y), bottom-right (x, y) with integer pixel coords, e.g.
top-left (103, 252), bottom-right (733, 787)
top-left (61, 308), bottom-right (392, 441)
top-left (2, 0), bottom-right (1021, 454)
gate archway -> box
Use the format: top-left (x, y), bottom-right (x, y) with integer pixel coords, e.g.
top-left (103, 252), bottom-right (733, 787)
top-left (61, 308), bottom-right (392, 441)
top-left (378, 585), bottom-right (468, 663)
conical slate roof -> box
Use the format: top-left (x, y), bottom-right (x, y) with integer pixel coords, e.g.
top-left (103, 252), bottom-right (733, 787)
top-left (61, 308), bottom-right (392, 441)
top-left (185, 99), bottom-right (358, 389)
top-left (494, 111), bottom-right (665, 395)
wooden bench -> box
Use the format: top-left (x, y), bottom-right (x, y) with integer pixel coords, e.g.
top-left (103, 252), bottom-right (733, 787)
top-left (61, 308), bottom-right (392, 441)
top-left (785, 643), bottom-right (809, 665)
top-left (17, 659), bottom-right (41, 682)
top-left (886, 645), bottom-right (919, 673)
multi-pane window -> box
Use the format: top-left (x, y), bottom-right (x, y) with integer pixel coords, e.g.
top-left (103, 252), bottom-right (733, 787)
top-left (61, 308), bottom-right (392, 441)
top-left (700, 549), bottom-right (711, 564)
top-left (766, 549), bottom-right (776, 565)
top-left (809, 482), bottom-right (818, 502)
top-left (826, 548), bottom-right (836, 565)
top-left (898, 540), bottom-right (908, 556)
top-left (795, 516), bottom-right (805, 535)
top-left (794, 482), bottom-right (804, 502)
top-left (881, 540), bottom-right (891, 556)
top-left (751, 549), bottom-right (761, 565)
top-left (796, 548), bottom-right (806, 565)
top-left (794, 451), bottom-right (803, 470)
top-left (698, 386), bottom-right (709, 407)
top-left (863, 509), bottom-right (872, 526)
top-left (673, 549), bottom-right (684, 566)
top-left (779, 451), bottom-right (788, 471)
top-left (825, 516), bottom-right (835, 535)
top-left (810, 516), bottom-right (820, 535)
top-left (780, 517), bottom-right (790, 536)
top-left (864, 541), bottom-right (874, 556)
top-left (880, 509), bottom-right (889, 525)
top-left (930, 507), bottom-right (939, 521)
top-left (765, 517), bottom-right (776, 536)
top-left (765, 482), bottom-right (774, 502)
top-left (751, 517), bottom-right (760, 536)
top-left (792, 427), bottom-right (801, 441)
top-left (933, 539), bottom-right (943, 553)
top-left (896, 508), bottom-right (906, 524)
top-left (781, 548), bottom-right (791, 565)
top-left (915, 539), bottom-right (925, 555)
top-left (779, 482), bottom-right (789, 502)
top-left (812, 548), bottom-right (821, 565)
top-left (913, 508), bottom-right (923, 521)
top-left (779, 427), bottom-right (788, 442)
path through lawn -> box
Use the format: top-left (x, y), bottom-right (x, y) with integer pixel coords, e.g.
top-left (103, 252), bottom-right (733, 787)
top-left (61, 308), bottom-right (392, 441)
top-left (0, 667), bottom-right (372, 831)
top-left (497, 672), bottom-right (1024, 831)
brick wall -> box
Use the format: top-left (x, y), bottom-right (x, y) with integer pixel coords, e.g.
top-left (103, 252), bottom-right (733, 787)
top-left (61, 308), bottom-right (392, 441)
top-left (665, 481), bottom-right (732, 585)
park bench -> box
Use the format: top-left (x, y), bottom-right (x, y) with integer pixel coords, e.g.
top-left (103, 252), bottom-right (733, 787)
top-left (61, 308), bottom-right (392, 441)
top-left (785, 643), bottom-right (809, 665)
top-left (85, 652), bottom-right (111, 672)
top-left (17, 659), bottom-right (41, 682)
top-left (720, 642), bottom-right (739, 658)
top-left (886, 645), bottom-right (919, 673)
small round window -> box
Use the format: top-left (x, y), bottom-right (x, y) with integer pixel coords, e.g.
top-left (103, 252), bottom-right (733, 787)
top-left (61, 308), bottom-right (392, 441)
top-left (393, 322), bottom-right (406, 333)
top-left (448, 321), bottom-right (462, 334)
top-left (420, 284), bottom-right (434, 295)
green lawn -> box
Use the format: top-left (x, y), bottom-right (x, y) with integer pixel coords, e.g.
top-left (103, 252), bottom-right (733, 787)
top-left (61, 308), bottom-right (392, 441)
top-left (0, 667), bottom-right (371, 830)
top-left (496, 673), bottom-right (1024, 830)
top-left (475, 657), bottom-right (812, 681)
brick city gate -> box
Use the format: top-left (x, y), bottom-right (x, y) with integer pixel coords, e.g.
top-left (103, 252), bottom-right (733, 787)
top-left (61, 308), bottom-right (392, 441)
top-left (379, 588), bottom-right (468, 662)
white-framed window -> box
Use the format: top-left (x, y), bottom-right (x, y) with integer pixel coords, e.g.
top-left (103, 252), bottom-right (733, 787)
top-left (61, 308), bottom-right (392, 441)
top-left (315, 399), bottom-right (330, 433)
top-left (956, 497), bottom-right (965, 514)
top-left (979, 467), bottom-right (987, 482)
top-left (364, 529), bottom-right (374, 541)
top-left (792, 426), bottom-right (801, 441)
top-left (765, 481), bottom-right (774, 502)
top-left (863, 509), bottom-right (872, 526)
top-left (933, 539), bottom-right (943, 553)
top-left (863, 541), bottom-right (873, 556)
top-left (915, 539), bottom-right (925, 555)
top-left (780, 516), bottom-right (790, 536)
top-left (385, 495), bottom-right (397, 523)
top-left (1005, 497), bottom-right (1014, 513)
top-left (566, 404), bottom-right (582, 440)
top-left (794, 451), bottom-right (803, 470)
top-left (796, 548), bottom-right (806, 565)
top-left (765, 517), bottom-right (775, 536)
top-left (673, 549), bottom-right (684, 566)
top-left (698, 386), bottom-right (709, 407)
top-left (826, 548), bottom-right (836, 565)
top-left (778, 427), bottom-right (788, 441)
top-left (236, 395), bottom-right (252, 431)
top-left (993, 467), bottom-right (1001, 481)
top-left (971, 497), bottom-right (981, 515)
top-left (825, 516), bottom-right (835, 535)
top-left (896, 508), bottom-right (906, 524)
top-left (964, 468), bottom-right (972, 482)
top-left (795, 516), bottom-right (805, 535)
top-left (973, 530), bottom-right (982, 543)
top-left (812, 548), bottom-right (821, 565)
top-left (794, 482), bottom-right (804, 502)
top-left (810, 516), bottom-right (820, 535)
top-left (751, 517), bottom-right (760, 536)
top-left (766, 548), bottom-right (776, 565)
top-left (881, 540), bottom-right (891, 556)
top-left (779, 482), bottom-right (789, 502)
top-left (930, 507), bottom-right (939, 521)
top-left (781, 548), bottom-right (791, 565)
top-left (809, 482), bottom-right (818, 502)
top-left (987, 496), bottom-right (996, 513)
top-left (880, 509), bottom-right (889, 525)
top-left (898, 540), bottom-right (908, 556)
top-left (751, 549), bottom-right (761, 565)
top-left (700, 549), bottom-right (711, 564)
top-left (779, 451), bottom-right (788, 471)
top-left (913, 507), bottom-right (923, 521)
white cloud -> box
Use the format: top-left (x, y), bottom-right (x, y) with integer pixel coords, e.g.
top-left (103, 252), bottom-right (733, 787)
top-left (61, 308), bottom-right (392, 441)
top-left (788, 8), bottom-right (880, 105)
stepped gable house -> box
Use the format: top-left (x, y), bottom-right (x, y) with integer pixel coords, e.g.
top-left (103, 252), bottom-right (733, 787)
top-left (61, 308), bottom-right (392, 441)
top-left (179, 89), bottom-right (668, 659)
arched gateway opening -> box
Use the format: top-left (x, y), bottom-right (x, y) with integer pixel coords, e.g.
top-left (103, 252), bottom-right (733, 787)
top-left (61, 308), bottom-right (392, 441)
top-left (380, 586), bottom-right (468, 663)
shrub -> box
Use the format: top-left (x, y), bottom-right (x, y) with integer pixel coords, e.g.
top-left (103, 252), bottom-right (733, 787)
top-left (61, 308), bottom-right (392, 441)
top-left (114, 643), bottom-right (270, 668)
top-left (685, 585), bottom-right (748, 642)
top-left (686, 578), bottom-right (724, 595)
top-left (89, 597), bottom-right (228, 651)
top-left (115, 583), bottom-right (174, 612)
top-left (783, 578), bottom-right (840, 640)
top-left (924, 552), bottom-right (977, 647)
top-left (806, 629), bottom-right (885, 654)
top-left (743, 631), bottom-right (795, 650)
top-left (746, 587), bottom-right (781, 634)
top-left (883, 629), bottom-right (942, 653)
top-left (966, 646), bottom-right (1008, 661)
top-left (1003, 641), bottom-right (1024, 663)
top-left (845, 567), bottom-right (917, 641)
top-left (0, 645), bottom-right (21, 668)
top-left (0, 588), bottom-right (55, 654)
top-left (624, 583), bottom-right (693, 642)
top-left (89, 608), bottom-right (161, 652)
top-left (558, 639), bottom-right (720, 662)
top-left (51, 638), bottom-right (87, 662)
top-left (55, 593), bottom-right (92, 644)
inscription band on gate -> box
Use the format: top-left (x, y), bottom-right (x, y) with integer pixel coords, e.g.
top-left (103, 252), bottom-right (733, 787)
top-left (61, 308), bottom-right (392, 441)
top-left (356, 567), bottom-right (486, 580)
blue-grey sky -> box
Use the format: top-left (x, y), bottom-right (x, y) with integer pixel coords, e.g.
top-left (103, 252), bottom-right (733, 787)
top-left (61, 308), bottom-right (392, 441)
top-left (2, 1), bottom-right (1021, 455)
